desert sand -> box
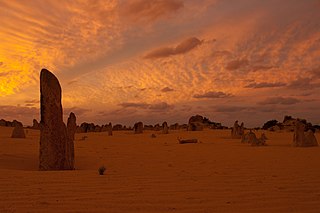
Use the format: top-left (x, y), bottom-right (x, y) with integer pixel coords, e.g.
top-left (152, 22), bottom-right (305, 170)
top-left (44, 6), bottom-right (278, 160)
top-left (1, 127), bottom-right (320, 212)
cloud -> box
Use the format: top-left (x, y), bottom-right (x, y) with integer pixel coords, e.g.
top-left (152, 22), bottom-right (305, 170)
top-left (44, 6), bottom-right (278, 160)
top-left (251, 65), bottom-right (274, 72)
top-left (64, 107), bottom-right (91, 117)
top-left (161, 87), bottom-right (174, 92)
top-left (119, 102), bottom-right (150, 109)
top-left (214, 106), bottom-right (251, 112)
top-left (258, 97), bottom-right (301, 105)
top-left (0, 105), bottom-right (38, 124)
top-left (144, 37), bottom-right (203, 59)
top-left (245, 82), bottom-right (287, 89)
top-left (119, 0), bottom-right (184, 23)
top-left (0, 62), bottom-right (3, 66)
top-left (287, 77), bottom-right (320, 90)
top-left (225, 59), bottom-right (249, 70)
top-left (193, 91), bottom-right (232, 99)
top-left (119, 101), bottom-right (173, 111)
top-left (25, 99), bottom-right (40, 104)
top-left (149, 102), bottom-right (174, 111)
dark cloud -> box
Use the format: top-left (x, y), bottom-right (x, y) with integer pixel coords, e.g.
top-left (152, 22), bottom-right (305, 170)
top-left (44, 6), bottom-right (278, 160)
top-left (119, 101), bottom-right (173, 112)
top-left (64, 107), bottom-right (91, 116)
top-left (193, 91), bottom-right (232, 99)
top-left (245, 82), bottom-right (287, 89)
top-left (120, 0), bottom-right (184, 23)
top-left (225, 59), bottom-right (249, 70)
top-left (25, 104), bottom-right (35, 107)
top-left (149, 102), bottom-right (173, 111)
top-left (0, 105), bottom-right (38, 123)
top-left (214, 106), bottom-right (251, 112)
top-left (251, 65), bottom-right (274, 72)
top-left (258, 97), bottom-right (301, 105)
top-left (287, 77), bottom-right (320, 90)
top-left (161, 87), bottom-right (174, 92)
top-left (119, 102), bottom-right (150, 109)
top-left (144, 37), bottom-right (203, 59)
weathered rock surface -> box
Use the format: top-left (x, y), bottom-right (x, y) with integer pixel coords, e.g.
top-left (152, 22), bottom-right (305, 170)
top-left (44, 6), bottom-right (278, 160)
top-left (39, 69), bottom-right (75, 171)
top-left (11, 123), bottom-right (26, 138)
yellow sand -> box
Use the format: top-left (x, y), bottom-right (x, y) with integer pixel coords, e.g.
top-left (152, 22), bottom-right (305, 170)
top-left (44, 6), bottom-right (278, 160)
top-left (0, 127), bottom-right (320, 212)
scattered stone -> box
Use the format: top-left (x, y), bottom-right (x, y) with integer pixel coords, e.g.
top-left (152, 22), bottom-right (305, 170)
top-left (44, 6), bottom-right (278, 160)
top-left (231, 120), bottom-right (244, 139)
top-left (188, 115), bottom-right (204, 131)
top-left (151, 134), bottom-right (156, 138)
top-left (178, 138), bottom-right (198, 144)
top-left (170, 123), bottom-right (180, 130)
top-left (32, 119), bottom-right (40, 129)
top-left (133, 122), bottom-right (143, 134)
top-left (241, 131), bottom-right (267, 146)
top-left (106, 122), bottom-right (113, 136)
top-left (162, 121), bottom-right (169, 134)
top-left (11, 123), bottom-right (26, 138)
top-left (293, 120), bottom-right (318, 147)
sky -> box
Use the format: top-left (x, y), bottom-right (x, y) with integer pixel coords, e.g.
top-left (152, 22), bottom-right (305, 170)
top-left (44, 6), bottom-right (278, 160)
top-left (0, 0), bottom-right (320, 127)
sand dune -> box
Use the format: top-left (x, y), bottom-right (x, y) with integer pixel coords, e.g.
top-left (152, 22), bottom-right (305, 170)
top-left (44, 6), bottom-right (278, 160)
top-left (1, 127), bottom-right (320, 212)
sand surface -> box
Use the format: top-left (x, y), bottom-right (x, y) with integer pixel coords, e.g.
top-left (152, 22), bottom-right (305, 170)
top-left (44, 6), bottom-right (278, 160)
top-left (0, 127), bottom-right (320, 212)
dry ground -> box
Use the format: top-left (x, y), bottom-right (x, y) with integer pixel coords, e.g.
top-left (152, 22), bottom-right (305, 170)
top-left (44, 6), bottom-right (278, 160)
top-left (0, 127), bottom-right (320, 212)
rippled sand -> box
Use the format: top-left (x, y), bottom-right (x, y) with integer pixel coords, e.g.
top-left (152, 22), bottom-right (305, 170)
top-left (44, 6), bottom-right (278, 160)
top-left (0, 127), bottom-right (320, 212)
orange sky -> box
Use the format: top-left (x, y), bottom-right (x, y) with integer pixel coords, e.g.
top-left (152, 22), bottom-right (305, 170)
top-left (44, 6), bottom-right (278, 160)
top-left (0, 0), bottom-right (320, 127)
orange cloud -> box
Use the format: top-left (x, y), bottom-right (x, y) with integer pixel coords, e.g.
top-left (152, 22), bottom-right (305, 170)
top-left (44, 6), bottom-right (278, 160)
top-left (119, 0), bottom-right (184, 23)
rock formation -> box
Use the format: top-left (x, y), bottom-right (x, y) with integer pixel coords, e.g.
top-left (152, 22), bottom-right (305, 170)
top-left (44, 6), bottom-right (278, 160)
top-left (39, 69), bottom-right (75, 171)
top-left (162, 121), bottom-right (169, 134)
top-left (134, 122), bottom-right (143, 134)
top-left (106, 122), bottom-right (113, 136)
top-left (293, 120), bottom-right (318, 147)
top-left (231, 120), bottom-right (244, 139)
top-left (170, 123), bottom-right (180, 130)
top-left (188, 115), bottom-right (204, 131)
top-left (32, 119), bottom-right (40, 129)
top-left (66, 112), bottom-right (76, 169)
top-left (241, 131), bottom-right (267, 146)
top-left (0, 119), bottom-right (23, 127)
top-left (11, 123), bottom-right (26, 138)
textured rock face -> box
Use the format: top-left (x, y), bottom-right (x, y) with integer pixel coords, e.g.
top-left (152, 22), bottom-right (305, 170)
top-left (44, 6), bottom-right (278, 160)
top-left (162, 122), bottom-right (169, 134)
top-left (293, 120), bottom-right (318, 147)
top-left (39, 69), bottom-right (75, 171)
top-left (134, 122), bottom-right (143, 134)
top-left (11, 123), bottom-right (26, 138)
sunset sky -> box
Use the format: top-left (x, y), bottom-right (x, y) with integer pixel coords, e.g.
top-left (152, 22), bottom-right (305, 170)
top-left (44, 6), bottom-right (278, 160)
top-left (0, 0), bottom-right (320, 127)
